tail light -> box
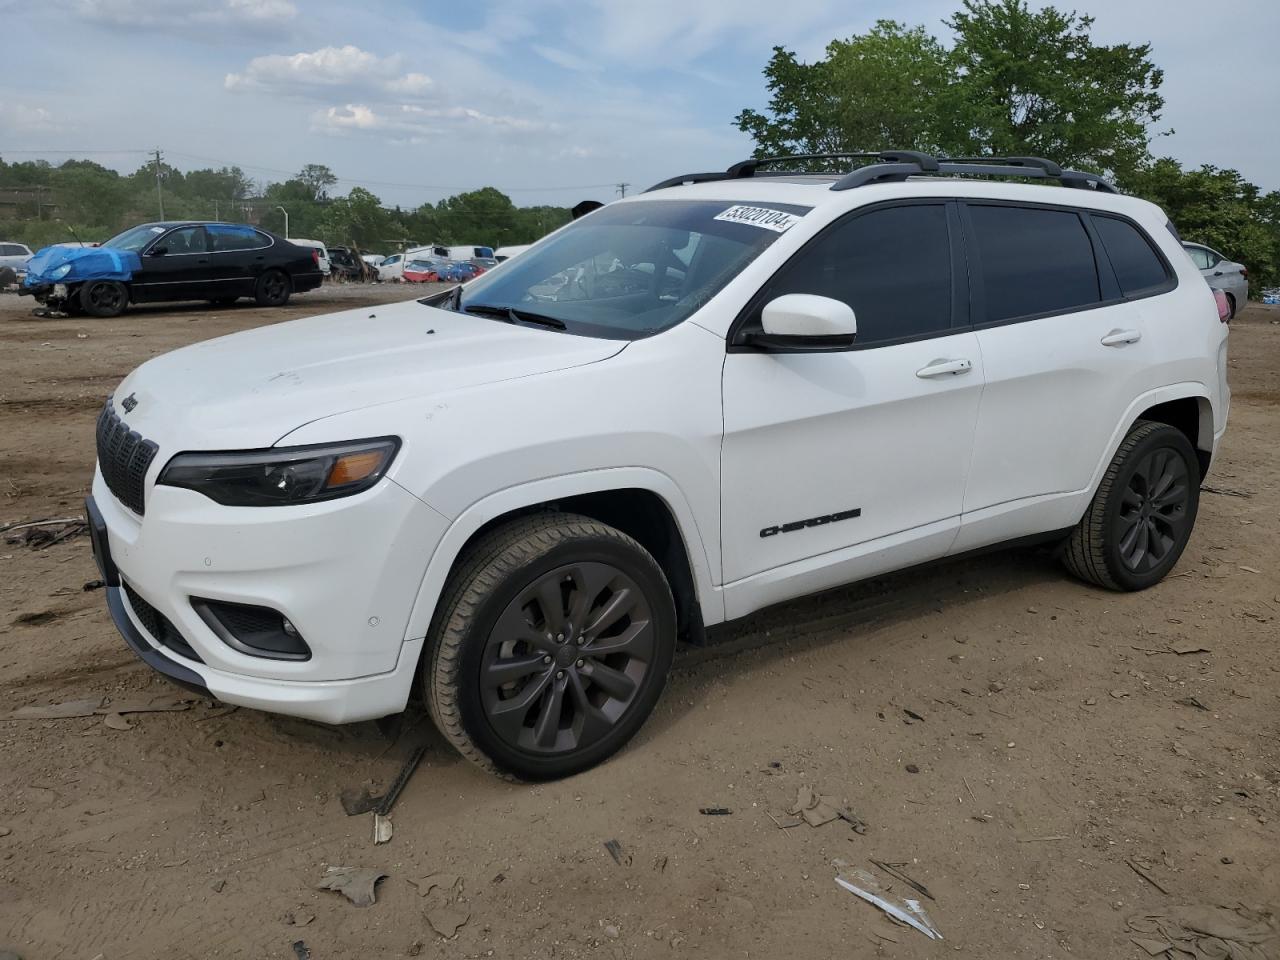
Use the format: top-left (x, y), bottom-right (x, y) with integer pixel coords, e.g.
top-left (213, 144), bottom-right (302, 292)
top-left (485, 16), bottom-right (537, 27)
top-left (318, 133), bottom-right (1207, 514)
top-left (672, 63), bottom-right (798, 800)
top-left (311, 249), bottom-right (319, 266)
top-left (1241, 268), bottom-right (1248, 280)
top-left (1213, 289), bottom-right (1231, 323)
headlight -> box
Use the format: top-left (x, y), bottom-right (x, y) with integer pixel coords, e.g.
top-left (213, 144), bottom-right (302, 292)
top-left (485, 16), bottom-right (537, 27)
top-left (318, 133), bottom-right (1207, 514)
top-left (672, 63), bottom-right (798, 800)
top-left (158, 438), bottom-right (400, 506)
top-left (51, 263), bottom-right (72, 280)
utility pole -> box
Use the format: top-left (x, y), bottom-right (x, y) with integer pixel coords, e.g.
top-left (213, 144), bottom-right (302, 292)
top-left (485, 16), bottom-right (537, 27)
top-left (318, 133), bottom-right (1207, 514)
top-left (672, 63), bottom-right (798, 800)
top-left (616, 182), bottom-right (631, 198)
top-left (152, 148), bottom-right (165, 220)
top-left (275, 205), bottom-right (289, 239)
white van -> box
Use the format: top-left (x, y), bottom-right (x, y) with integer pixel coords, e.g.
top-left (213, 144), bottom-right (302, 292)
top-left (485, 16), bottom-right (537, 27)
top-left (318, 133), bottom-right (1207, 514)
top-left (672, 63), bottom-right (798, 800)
top-left (290, 238), bottom-right (331, 276)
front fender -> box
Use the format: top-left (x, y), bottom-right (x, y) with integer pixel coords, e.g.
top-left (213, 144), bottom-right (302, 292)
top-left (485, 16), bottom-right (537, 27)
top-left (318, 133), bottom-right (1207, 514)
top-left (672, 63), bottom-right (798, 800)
top-left (399, 467), bottom-right (724, 644)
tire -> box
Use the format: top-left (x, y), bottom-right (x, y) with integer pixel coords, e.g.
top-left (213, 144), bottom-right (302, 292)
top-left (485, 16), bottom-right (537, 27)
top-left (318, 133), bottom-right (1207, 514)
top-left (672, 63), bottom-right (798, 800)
top-left (209, 297), bottom-right (238, 308)
top-left (79, 280), bottom-right (128, 318)
top-left (1062, 420), bottom-right (1200, 591)
top-left (424, 512), bottom-right (677, 781)
top-left (254, 270), bottom-right (291, 307)
top-left (1226, 294), bottom-right (1237, 320)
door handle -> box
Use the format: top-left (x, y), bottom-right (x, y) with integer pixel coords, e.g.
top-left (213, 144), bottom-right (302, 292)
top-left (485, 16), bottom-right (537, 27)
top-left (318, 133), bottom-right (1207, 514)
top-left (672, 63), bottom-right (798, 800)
top-left (197, 258), bottom-right (209, 264)
top-left (1212, 270), bottom-right (1224, 276)
top-left (1100, 328), bottom-right (1142, 347)
top-left (915, 358), bottom-right (973, 379)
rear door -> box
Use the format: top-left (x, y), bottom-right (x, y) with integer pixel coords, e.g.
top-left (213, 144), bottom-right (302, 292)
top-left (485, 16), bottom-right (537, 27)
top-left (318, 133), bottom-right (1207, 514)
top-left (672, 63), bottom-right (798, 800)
top-left (721, 201), bottom-right (984, 595)
top-left (133, 226), bottom-right (211, 302)
top-left (206, 224), bottom-right (272, 296)
top-left (956, 202), bottom-right (1175, 543)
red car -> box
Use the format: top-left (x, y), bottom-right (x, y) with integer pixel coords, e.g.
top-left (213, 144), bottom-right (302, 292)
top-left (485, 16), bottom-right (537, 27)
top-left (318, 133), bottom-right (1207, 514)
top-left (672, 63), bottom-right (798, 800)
top-left (402, 258), bottom-right (441, 283)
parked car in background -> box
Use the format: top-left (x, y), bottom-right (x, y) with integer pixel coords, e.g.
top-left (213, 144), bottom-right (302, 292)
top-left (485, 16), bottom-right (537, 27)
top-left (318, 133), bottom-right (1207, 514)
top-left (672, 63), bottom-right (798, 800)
top-left (290, 238), bottom-right (331, 276)
top-left (0, 241), bottom-right (33, 277)
top-left (403, 257), bottom-right (446, 283)
top-left (20, 222), bottom-right (322, 316)
top-left (1183, 242), bottom-right (1248, 319)
top-left (377, 253), bottom-right (405, 282)
top-left (327, 246), bottom-right (368, 282)
top-left (362, 254), bottom-right (385, 270)
top-left (494, 245), bottom-right (530, 263)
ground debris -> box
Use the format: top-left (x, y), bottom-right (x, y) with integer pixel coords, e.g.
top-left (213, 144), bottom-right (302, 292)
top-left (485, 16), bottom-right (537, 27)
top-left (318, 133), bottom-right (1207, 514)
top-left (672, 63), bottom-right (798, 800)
top-left (2, 516), bottom-right (86, 548)
top-left (1126, 905), bottom-right (1277, 960)
top-left (426, 905), bottom-right (470, 939)
top-left (317, 866), bottom-right (386, 907)
top-left (603, 839), bottom-right (631, 866)
top-left (408, 873), bottom-right (461, 899)
top-left (833, 862), bottom-right (942, 941)
top-left (788, 784), bottom-right (839, 827)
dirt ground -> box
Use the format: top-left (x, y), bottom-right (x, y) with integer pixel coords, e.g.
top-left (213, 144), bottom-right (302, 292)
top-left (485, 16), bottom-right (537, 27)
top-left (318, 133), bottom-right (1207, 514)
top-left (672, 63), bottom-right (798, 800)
top-left (0, 285), bottom-right (1277, 960)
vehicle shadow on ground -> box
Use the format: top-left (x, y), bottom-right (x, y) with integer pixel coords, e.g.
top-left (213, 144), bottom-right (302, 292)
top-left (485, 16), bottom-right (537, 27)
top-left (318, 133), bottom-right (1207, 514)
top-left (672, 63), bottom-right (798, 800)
top-left (211, 541), bottom-right (1071, 776)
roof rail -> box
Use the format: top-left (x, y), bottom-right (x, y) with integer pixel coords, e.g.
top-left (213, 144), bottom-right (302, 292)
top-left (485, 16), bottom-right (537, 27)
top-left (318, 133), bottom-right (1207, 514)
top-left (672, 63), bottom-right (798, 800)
top-left (647, 150), bottom-right (1118, 195)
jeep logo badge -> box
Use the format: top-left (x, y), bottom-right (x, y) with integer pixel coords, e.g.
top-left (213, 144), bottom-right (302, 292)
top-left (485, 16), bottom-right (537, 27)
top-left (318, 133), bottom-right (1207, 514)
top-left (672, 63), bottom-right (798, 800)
top-left (121, 393), bottom-right (138, 413)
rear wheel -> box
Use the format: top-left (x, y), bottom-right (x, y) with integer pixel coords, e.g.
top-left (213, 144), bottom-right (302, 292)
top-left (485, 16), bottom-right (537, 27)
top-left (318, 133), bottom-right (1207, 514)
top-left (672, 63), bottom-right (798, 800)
top-left (1226, 293), bottom-right (1237, 320)
top-left (424, 513), bottom-right (677, 781)
top-left (79, 280), bottom-right (128, 318)
top-left (254, 270), bottom-right (290, 307)
top-left (1062, 420), bottom-right (1200, 591)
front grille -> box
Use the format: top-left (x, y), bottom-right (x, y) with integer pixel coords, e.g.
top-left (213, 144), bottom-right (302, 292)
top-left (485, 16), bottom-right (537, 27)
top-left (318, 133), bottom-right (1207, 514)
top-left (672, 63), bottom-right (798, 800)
top-left (123, 582), bottom-right (204, 664)
top-left (96, 398), bottom-right (158, 515)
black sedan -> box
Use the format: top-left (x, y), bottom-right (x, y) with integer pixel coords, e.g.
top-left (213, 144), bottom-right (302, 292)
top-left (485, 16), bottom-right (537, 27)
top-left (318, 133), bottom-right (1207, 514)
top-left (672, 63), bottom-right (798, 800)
top-left (20, 221), bottom-right (324, 317)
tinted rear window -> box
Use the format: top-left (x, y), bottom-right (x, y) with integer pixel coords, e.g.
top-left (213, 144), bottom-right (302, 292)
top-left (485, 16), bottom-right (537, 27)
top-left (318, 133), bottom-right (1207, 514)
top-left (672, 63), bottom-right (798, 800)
top-left (1093, 215), bottom-right (1168, 296)
top-left (968, 205), bottom-right (1100, 322)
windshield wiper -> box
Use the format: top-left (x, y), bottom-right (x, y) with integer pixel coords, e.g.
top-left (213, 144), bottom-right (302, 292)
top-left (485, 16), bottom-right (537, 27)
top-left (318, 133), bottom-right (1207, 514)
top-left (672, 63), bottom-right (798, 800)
top-left (464, 303), bottom-right (567, 330)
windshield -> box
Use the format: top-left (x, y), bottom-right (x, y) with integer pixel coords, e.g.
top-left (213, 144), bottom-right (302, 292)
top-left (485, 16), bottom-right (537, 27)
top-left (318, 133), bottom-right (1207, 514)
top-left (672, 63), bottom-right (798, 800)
top-left (104, 224), bottom-right (168, 252)
top-left (441, 199), bottom-right (810, 339)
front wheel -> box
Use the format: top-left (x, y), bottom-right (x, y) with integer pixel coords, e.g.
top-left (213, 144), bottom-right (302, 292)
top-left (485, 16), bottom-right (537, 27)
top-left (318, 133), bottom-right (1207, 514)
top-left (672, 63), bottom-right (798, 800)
top-left (254, 270), bottom-right (291, 307)
top-left (79, 280), bottom-right (128, 317)
top-left (1062, 420), bottom-right (1200, 591)
top-left (424, 513), bottom-right (677, 781)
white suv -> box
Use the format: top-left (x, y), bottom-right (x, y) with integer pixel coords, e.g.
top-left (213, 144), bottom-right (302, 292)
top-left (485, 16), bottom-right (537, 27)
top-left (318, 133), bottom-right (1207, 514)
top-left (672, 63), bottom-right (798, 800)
top-left (87, 152), bottom-right (1229, 780)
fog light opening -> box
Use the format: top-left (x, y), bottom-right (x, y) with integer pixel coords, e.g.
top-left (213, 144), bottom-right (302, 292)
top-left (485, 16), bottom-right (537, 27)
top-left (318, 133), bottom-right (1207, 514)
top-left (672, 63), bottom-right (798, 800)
top-left (192, 598), bottom-right (312, 661)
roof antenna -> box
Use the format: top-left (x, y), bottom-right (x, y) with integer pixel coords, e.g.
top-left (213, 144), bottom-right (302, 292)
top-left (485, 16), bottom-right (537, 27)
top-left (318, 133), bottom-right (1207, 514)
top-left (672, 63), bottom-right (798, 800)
top-left (58, 219), bottom-right (87, 247)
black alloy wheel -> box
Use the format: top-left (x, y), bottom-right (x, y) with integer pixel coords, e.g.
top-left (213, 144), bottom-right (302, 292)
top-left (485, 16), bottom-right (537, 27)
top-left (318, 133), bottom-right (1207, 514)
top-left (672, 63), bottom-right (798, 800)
top-left (1114, 447), bottom-right (1191, 574)
top-left (1062, 420), bottom-right (1200, 591)
top-left (480, 561), bottom-right (655, 755)
top-left (424, 513), bottom-right (677, 781)
top-left (79, 280), bottom-right (128, 317)
top-left (254, 270), bottom-right (291, 307)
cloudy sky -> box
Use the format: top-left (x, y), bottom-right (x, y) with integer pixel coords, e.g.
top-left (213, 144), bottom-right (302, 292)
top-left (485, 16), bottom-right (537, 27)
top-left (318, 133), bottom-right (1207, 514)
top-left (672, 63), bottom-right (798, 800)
top-left (3, 0), bottom-right (1276, 208)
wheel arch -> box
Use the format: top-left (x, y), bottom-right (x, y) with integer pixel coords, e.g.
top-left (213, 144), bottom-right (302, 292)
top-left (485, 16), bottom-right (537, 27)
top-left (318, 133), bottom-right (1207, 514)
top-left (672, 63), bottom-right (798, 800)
top-left (402, 469), bottom-right (722, 652)
top-left (1088, 384), bottom-right (1215, 502)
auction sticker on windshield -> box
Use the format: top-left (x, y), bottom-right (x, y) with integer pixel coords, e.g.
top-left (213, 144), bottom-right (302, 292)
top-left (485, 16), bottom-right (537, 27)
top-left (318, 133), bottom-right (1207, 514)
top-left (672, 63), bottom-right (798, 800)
top-left (713, 205), bottom-right (803, 233)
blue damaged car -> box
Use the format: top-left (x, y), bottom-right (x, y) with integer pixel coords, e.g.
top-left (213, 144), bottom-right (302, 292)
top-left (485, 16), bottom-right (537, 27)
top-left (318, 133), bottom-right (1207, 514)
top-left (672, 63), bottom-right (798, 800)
top-left (20, 222), bottom-right (323, 317)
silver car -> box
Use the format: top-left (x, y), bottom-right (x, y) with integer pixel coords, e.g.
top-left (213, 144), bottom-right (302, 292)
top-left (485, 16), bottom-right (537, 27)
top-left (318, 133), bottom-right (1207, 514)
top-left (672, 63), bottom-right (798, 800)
top-left (0, 241), bottom-right (33, 278)
top-left (1182, 242), bottom-right (1248, 319)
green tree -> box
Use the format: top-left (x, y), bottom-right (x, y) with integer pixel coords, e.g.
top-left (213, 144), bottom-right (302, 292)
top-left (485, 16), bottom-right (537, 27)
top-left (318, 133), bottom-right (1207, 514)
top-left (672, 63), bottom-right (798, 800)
top-left (318, 187), bottom-right (399, 250)
top-left (1121, 159), bottom-right (1280, 291)
top-left (736, 23), bottom-right (955, 160)
top-left (297, 163), bottom-right (338, 201)
top-left (946, 0), bottom-right (1164, 176)
top-left (735, 1), bottom-right (1165, 177)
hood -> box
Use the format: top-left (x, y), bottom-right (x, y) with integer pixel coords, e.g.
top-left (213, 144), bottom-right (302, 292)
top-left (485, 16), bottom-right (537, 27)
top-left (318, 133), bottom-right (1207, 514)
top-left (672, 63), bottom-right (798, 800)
top-left (112, 298), bottom-right (626, 451)
top-left (24, 245), bottom-right (139, 286)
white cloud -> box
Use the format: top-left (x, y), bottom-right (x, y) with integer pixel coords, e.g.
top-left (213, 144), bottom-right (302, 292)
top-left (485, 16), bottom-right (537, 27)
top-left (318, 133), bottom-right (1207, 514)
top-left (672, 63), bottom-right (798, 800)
top-left (532, 44), bottom-right (599, 73)
top-left (313, 103), bottom-right (556, 142)
top-left (226, 46), bottom-right (432, 101)
top-left (75, 0), bottom-right (296, 29)
top-left (0, 103), bottom-right (58, 133)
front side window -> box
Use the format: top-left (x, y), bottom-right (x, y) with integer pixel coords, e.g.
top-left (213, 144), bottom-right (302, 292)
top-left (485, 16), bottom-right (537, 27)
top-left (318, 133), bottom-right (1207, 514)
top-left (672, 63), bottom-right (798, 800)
top-left (447, 199), bottom-right (810, 339)
top-left (155, 226), bottom-right (206, 256)
top-left (743, 203), bottom-right (953, 346)
top-left (967, 205), bottom-right (1099, 323)
top-left (1092, 215), bottom-right (1169, 296)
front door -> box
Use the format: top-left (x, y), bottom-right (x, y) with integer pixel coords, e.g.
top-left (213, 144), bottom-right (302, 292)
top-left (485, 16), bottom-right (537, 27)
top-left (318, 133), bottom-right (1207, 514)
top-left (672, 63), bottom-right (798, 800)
top-left (134, 226), bottom-right (212, 302)
top-left (720, 202), bottom-right (983, 610)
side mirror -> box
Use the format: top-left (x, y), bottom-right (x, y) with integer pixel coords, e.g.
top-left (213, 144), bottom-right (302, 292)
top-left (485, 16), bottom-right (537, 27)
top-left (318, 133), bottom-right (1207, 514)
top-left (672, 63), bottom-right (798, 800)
top-left (745, 294), bottom-right (857, 351)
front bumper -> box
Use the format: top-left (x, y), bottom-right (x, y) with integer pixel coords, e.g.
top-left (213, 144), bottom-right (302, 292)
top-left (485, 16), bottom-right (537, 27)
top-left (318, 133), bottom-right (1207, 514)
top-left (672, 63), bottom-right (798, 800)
top-left (88, 467), bottom-right (448, 724)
